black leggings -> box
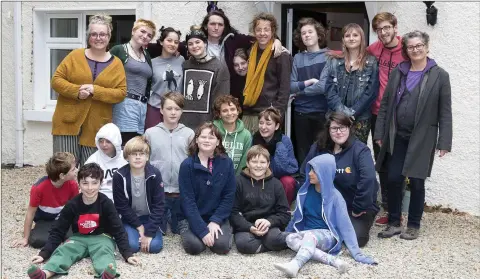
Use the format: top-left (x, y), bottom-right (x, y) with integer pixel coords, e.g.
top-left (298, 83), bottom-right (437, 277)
top-left (121, 132), bottom-right (141, 147)
top-left (178, 219), bottom-right (233, 255)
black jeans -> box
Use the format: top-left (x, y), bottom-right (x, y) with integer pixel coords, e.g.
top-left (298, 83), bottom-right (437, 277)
top-left (121, 132), bottom-right (141, 147)
top-left (293, 111), bottom-right (326, 165)
top-left (370, 114), bottom-right (389, 210)
top-left (29, 220), bottom-right (72, 249)
top-left (178, 219), bottom-right (233, 255)
top-left (387, 135), bottom-right (425, 229)
top-left (348, 211), bottom-right (376, 247)
top-left (234, 227), bottom-right (288, 254)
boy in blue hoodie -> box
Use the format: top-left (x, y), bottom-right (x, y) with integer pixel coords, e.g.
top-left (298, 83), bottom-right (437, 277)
top-left (112, 136), bottom-right (165, 254)
top-left (274, 154), bottom-right (376, 278)
top-left (252, 108), bottom-right (298, 206)
top-left (290, 17), bottom-right (330, 165)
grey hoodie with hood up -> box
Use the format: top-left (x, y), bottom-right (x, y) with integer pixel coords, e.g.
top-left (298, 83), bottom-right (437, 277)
top-left (144, 122), bottom-right (195, 193)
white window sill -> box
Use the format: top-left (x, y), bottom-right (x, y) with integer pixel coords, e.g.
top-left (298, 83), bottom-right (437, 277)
top-left (24, 109), bottom-right (54, 122)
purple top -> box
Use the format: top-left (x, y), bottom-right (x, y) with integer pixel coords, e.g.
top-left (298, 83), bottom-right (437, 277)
top-left (86, 55), bottom-right (114, 80)
top-left (406, 71), bottom-right (423, 91)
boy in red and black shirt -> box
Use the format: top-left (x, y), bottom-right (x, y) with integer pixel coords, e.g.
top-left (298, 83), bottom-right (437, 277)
top-left (27, 163), bottom-right (139, 279)
top-left (13, 152), bottom-right (79, 249)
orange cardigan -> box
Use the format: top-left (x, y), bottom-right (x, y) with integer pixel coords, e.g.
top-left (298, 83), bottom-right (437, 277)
top-left (51, 48), bottom-right (127, 147)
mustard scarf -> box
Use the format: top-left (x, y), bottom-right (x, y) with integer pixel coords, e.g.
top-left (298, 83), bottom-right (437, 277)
top-left (243, 40), bottom-right (273, 107)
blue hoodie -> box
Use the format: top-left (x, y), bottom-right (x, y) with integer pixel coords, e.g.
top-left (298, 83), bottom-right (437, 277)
top-left (286, 154), bottom-right (376, 265)
top-left (299, 138), bottom-right (379, 214)
top-left (178, 154), bottom-right (236, 239)
top-left (290, 49), bottom-right (330, 114)
top-left (271, 135), bottom-right (299, 178)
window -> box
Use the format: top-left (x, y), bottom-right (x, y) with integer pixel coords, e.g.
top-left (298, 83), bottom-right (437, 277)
top-left (32, 10), bottom-right (135, 113)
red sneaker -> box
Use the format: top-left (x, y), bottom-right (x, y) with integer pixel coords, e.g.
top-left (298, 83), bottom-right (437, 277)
top-left (375, 212), bottom-right (404, 226)
top-left (375, 213), bottom-right (389, 226)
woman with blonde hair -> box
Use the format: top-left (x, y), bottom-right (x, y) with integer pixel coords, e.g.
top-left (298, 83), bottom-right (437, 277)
top-left (110, 19), bottom-right (156, 145)
top-left (51, 13), bottom-right (126, 166)
top-left (324, 23), bottom-right (379, 143)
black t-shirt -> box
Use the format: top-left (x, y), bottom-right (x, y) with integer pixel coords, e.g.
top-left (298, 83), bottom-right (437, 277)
top-left (39, 193), bottom-right (132, 261)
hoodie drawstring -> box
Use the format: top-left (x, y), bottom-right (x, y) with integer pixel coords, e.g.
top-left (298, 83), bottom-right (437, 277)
top-left (250, 177), bottom-right (265, 190)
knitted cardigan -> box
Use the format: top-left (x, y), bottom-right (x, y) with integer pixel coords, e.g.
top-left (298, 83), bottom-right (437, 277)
top-left (51, 48), bottom-right (127, 147)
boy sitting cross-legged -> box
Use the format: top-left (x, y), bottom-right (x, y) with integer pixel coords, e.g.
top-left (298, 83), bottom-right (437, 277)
top-left (213, 95), bottom-right (252, 175)
top-left (230, 145), bottom-right (291, 254)
top-left (252, 107), bottom-right (299, 206)
top-left (145, 92), bottom-right (194, 234)
top-left (13, 152), bottom-right (79, 249)
top-left (27, 163), bottom-right (139, 279)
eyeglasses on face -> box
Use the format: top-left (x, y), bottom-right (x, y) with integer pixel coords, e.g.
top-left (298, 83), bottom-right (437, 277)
top-left (89, 32), bottom-right (109, 39)
top-left (329, 126), bottom-right (348, 133)
top-left (375, 25), bottom-right (393, 34)
top-left (406, 44), bottom-right (425, 52)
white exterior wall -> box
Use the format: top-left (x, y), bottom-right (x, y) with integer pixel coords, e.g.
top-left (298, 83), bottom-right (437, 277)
top-left (1, 2), bottom-right (479, 215)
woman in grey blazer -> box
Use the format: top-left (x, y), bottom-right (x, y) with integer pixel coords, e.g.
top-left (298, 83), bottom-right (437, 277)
top-left (374, 30), bottom-right (452, 240)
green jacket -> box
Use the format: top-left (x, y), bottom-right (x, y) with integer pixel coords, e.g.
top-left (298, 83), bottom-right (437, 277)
top-left (110, 44), bottom-right (153, 98)
top-left (213, 119), bottom-right (252, 175)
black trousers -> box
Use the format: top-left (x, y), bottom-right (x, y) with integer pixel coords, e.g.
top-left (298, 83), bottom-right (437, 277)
top-left (293, 111), bottom-right (326, 165)
top-left (387, 135), bottom-right (425, 229)
top-left (234, 227), bottom-right (288, 254)
top-left (29, 220), bottom-right (73, 249)
top-left (121, 132), bottom-right (142, 147)
top-left (348, 211), bottom-right (376, 247)
top-left (370, 114), bottom-right (389, 210)
top-left (178, 219), bottom-right (233, 255)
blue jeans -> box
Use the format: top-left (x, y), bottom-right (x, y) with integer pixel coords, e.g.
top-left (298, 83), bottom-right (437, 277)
top-left (123, 215), bottom-right (163, 253)
top-left (164, 196), bottom-right (181, 234)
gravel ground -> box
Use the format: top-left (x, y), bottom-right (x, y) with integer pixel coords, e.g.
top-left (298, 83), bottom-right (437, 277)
top-left (2, 166), bottom-right (480, 279)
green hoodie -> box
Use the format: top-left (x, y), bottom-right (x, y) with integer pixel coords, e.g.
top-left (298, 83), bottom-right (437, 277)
top-left (213, 119), bottom-right (252, 175)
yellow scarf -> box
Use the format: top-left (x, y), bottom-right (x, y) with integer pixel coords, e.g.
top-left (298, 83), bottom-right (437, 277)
top-left (243, 40), bottom-right (273, 107)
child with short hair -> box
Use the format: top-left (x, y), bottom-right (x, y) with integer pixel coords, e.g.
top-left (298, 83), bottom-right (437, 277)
top-left (213, 95), bottom-right (252, 175)
top-left (230, 145), bottom-right (290, 254)
top-left (252, 107), bottom-right (299, 206)
top-left (27, 163), bottom-right (139, 279)
top-left (13, 152), bottom-right (78, 249)
top-left (85, 123), bottom-right (128, 202)
top-left (145, 92), bottom-right (194, 234)
top-left (113, 136), bottom-right (165, 254)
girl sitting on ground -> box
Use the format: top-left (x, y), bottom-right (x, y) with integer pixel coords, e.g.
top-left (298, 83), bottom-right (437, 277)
top-left (274, 154), bottom-right (376, 278)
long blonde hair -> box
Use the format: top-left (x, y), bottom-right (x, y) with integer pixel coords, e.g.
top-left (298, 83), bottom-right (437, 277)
top-left (329, 23), bottom-right (368, 72)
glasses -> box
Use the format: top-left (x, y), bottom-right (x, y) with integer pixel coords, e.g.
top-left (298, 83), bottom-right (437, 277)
top-left (89, 32), bottom-right (109, 39)
top-left (406, 44), bottom-right (425, 52)
top-left (375, 25), bottom-right (393, 34)
top-left (329, 126), bottom-right (348, 133)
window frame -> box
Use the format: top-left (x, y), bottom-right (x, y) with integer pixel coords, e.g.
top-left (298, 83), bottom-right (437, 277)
top-left (30, 8), bottom-right (136, 119)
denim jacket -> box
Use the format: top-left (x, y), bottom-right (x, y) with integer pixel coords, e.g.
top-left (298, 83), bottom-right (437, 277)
top-left (325, 55), bottom-right (379, 121)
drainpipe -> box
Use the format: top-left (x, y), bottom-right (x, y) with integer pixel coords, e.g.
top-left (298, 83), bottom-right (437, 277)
top-left (14, 2), bottom-right (24, 168)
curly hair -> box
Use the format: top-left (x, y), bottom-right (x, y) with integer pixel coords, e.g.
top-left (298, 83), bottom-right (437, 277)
top-left (401, 30), bottom-right (430, 61)
top-left (78, 163), bottom-right (104, 184)
top-left (213, 95), bottom-right (242, 119)
top-left (293, 17), bottom-right (327, 50)
top-left (250, 12), bottom-right (278, 37)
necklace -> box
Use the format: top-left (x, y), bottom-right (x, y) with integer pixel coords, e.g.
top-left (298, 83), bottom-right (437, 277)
top-left (129, 43), bottom-right (143, 61)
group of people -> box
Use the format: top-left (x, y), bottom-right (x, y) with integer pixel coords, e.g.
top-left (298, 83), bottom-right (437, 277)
top-left (16, 5), bottom-right (451, 279)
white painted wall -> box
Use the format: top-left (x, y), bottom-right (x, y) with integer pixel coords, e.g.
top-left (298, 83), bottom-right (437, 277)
top-left (1, 1), bottom-right (479, 215)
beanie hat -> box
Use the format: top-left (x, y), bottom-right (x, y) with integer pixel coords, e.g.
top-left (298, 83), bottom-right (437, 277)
top-left (186, 26), bottom-right (208, 43)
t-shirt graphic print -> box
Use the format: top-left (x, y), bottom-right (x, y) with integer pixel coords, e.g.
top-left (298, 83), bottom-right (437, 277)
top-left (183, 69), bottom-right (214, 113)
top-left (78, 213), bottom-right (100, 234)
